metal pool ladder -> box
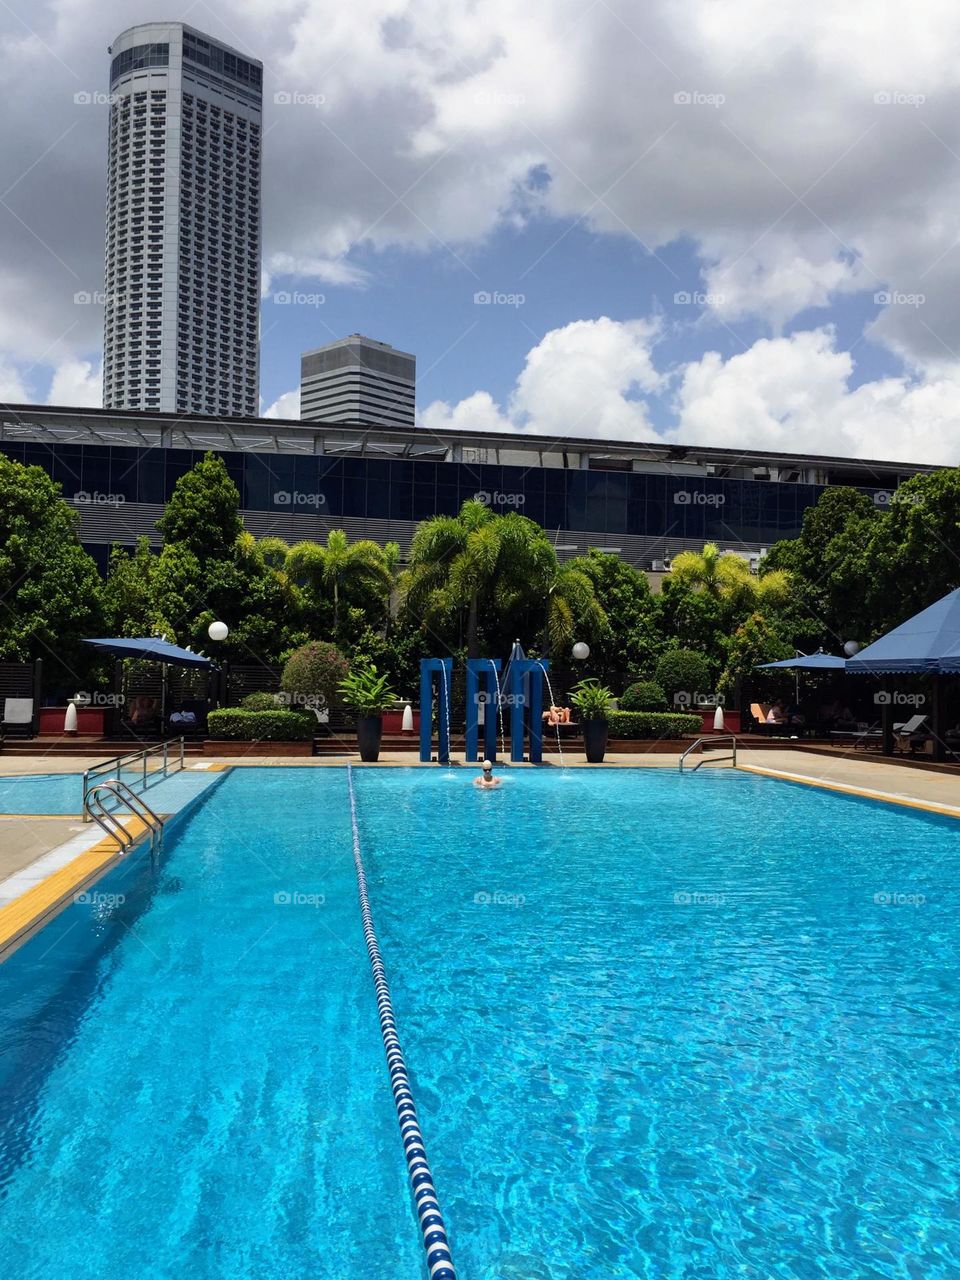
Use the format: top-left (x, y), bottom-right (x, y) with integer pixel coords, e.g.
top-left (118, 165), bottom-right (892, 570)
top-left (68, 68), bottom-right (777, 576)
top-left (679, 734), bottom-right (738, 772)
top-left (84, 778), bottom-right (165, 852)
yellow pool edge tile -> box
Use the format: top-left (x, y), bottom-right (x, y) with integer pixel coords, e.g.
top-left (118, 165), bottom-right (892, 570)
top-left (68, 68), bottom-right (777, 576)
top-left (738, 764), bottom-right (960, 820)
top-left (0, 816), bottom-right (149, 962)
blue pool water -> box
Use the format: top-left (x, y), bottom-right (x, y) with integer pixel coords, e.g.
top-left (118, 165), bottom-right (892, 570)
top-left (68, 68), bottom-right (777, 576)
top-left (2, 766), bottom-right (960, 1278)
top-left (0, 768), bottom-right (218, 816)
top-left (0, 772), bottom-right (83, 813)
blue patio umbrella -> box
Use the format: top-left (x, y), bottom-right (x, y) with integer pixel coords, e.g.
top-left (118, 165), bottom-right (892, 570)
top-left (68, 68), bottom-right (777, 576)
top-left (83, 636), bottom-right (213, 728)
top-left (845, 588), bottom-right (960, 673)
top-left (756, 652), bottom-right (847, 670)
top-left (82, 636), bottom-right (213, 668)
top-left (756, 651), bottom-right (847, 707)
top-left (843, 588), bottom-right (960, 760)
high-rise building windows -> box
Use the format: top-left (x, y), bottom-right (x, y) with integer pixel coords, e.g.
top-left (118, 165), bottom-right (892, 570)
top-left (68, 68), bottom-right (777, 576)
top-left (103, 22), bottom-right (261, 416)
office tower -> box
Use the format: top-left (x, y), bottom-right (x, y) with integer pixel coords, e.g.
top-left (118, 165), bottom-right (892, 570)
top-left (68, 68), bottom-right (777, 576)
top-left (102, 22), bottom-right (262, 415)
top-left (300, 335), bottom-right (416, 427)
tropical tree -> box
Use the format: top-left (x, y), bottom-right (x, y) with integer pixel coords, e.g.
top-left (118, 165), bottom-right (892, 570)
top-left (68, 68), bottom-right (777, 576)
top-left (286, 530), bottom-right (393, 631)
top-left (401, 500), bottom-right (541, 657)
top-left (0, 455), bottom-right (103, 677)
top-left (570, 550), bottom-right (665, 680)
top-left (717, 612), bottom-right (794, 701)
top-left (541, 560), bottom-right (606, 652)
top-left (101, 537), bottom-right (158, 636)
top-left (150, 458), bottom-right (303, 662)
top-left (155, 452), bottom-right (243, 559)
top-left (670, 541), bottom-right (791, 611)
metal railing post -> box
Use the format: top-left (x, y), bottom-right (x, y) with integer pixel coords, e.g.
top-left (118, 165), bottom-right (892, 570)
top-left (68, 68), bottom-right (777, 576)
top-left (179, 736), bottom-right (184, 771)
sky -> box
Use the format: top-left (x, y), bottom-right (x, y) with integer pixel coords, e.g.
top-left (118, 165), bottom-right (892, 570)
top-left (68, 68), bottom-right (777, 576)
top-left (1, 0), bottom-right (960, 463)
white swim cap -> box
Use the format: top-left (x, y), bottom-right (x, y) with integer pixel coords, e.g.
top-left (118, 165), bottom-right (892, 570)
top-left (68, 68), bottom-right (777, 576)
top-left (481, 759), bottom-right (493, 770)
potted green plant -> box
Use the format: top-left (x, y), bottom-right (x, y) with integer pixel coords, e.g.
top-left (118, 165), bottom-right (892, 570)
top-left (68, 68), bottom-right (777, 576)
top-left (338, 663), bottom-right (398, 762)
top-left (570, 678), bottom-right (613, 763)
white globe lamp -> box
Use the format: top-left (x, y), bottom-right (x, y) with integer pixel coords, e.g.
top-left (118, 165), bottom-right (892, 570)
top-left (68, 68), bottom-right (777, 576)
top-left (208, 620), bottom-right (229, 642)
top-left (843, 640), bottom-right (861, 657)
top-left (572, 641), bottom-right (590, 661)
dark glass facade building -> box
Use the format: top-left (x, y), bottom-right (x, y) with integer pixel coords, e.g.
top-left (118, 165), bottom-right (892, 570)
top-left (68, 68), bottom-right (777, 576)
top-left (0, 404), bottom-right (935, 574)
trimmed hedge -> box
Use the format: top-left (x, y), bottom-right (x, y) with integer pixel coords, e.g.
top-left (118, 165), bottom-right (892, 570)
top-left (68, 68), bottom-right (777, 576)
top-left (240, 691), bottom-right (279, 711)
top-left (606, 711), bottom-right (702, 740)
top-left (207, 708), bottom-right (315, 741)
top-left (619, 680), bottom-right (667, 712)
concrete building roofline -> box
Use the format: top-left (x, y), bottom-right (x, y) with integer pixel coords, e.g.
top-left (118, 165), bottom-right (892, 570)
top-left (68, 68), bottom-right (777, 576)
top-left (301, 335), bottom-right (416, 361)
top-left (0, 402), bottom-right (943, 476)
top-left (109, 21), bottom-right (263, 65)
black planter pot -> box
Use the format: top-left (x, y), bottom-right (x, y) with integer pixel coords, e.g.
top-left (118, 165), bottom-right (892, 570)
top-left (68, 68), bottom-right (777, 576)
top-left (357, 714), bottom-right (383, 762)
top-left (582, 718), bottom-right (608, 763)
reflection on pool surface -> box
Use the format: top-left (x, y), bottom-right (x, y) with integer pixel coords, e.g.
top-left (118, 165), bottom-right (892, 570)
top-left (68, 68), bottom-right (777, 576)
top-left (2, 766), bottom-right (960, 1279)
top-left (0, 773), bottom-right (81, 814)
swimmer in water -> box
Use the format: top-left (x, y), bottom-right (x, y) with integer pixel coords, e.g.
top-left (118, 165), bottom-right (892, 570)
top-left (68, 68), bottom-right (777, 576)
top-left (473, 759), bottom-right (501, 788)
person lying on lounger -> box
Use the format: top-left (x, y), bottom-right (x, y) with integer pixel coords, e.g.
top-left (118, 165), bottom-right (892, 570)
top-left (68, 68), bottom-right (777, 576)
top-left (542, 705), bottom-right (571, 725)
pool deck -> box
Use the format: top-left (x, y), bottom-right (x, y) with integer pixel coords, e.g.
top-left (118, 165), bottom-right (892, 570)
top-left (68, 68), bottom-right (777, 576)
top-left (0, 747), bottom-right (956, 962)
top-left (0, 767), bottom-right (224, 961)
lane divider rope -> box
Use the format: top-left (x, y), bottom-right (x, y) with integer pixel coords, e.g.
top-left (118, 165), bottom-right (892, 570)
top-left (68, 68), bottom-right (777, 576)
top-left (346, 764), bottom-right (457, 1280)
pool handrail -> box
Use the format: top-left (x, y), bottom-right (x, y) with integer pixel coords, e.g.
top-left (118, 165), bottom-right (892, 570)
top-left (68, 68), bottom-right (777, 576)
top-left (82, 736), bottom-right (185, 821)
top-left (85, 778), bottom-right (164, 852)
top-left (679, 733), bottom-right (738, 772)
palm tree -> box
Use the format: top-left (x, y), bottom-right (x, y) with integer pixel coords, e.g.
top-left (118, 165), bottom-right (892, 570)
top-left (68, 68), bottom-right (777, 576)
top-left (542, 561), bottom-right (607, 652)
top-left (402, 500), bottom-right (548, 656)
top-left (670, 541), bottom-right (791, 610)
top-left (286, 530), bottom-right (392, 630)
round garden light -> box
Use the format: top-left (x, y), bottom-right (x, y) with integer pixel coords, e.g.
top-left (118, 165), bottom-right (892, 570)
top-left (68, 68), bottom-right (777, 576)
top-left (208, 620), bottom-right (229, 641)
top-left (572, 641), bottom-right (590, 660)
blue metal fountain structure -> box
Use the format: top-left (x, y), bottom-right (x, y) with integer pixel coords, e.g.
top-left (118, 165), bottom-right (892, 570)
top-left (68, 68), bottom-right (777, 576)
top-left (419, 657), bottom-right (453, 763)
top-left (464, 658), bottom-right (502, 762)
top-left (506, 656), bottom-right (549, 763)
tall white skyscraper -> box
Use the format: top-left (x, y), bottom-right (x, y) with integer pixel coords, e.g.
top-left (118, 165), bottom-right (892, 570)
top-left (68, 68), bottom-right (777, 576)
top-left (102, 23), bottom-right (262, 416)
top-left (300, 335), bottom-right (416, 427)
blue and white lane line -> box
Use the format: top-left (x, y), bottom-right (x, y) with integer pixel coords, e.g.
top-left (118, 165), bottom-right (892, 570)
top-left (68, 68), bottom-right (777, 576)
top-left (346, 764), bottom-right (458, 1280)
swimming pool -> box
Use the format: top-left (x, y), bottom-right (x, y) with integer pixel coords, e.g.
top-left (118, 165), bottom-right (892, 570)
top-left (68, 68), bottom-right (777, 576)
top-left (0, 772), bottom-right (83, 814)
top-left (2, 766), bottom-right (960, 1278)
top-left (0, 768), bottom-right (215, 816)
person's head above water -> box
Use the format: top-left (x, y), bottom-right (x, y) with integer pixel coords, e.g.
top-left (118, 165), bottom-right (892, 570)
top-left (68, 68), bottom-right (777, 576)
top-left (482, 759), bottom-right (493, 775)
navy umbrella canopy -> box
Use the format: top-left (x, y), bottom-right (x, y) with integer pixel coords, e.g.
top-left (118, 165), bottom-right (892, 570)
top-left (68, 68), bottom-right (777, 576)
top-left (83, 637), bottom-right (213, 668)
top-left (845, 588), bottom-right (960, 674)
top-left (757, 653), bottom-right (847, 670)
